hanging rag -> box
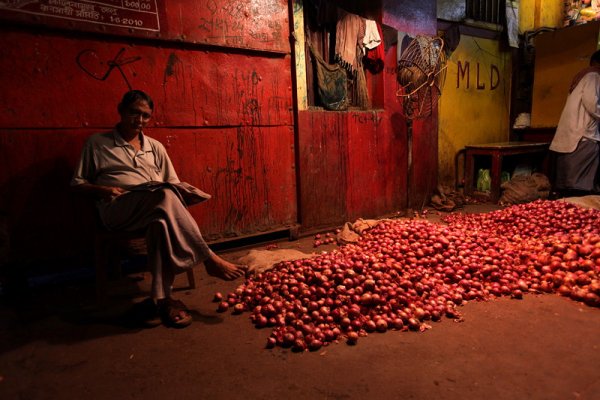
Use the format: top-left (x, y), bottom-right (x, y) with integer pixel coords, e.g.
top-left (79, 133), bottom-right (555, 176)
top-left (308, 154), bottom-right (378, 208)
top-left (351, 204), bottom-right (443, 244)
top-left (309, 44), bottom-right (349, 111)
top-left (363, 20), bottom-right (381, 51)
top-left (355, 47), bottom-right (371, 109)
top-left (334, 9), bottom-right (366, 77)
top-left (364, 21), bottom-right (385, 74)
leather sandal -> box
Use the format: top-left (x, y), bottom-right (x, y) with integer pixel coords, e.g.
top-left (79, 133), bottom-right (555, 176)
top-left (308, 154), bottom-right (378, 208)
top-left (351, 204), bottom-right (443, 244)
top-left (157, 298), bottom-right (193, 328)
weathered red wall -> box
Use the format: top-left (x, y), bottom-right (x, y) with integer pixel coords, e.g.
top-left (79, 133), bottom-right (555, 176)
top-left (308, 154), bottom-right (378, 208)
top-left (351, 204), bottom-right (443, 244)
top-left (0, 0), bottom-right (295, 264)
top-left (380, 0), bottom-right (439, 210)
top-left (297, 102), bottom-right (409, 229)
top-left (0, 0), bottom-right (439, 267)
top-left (0, 0), bottom-right (290, 52)
top-left (298, 34), bottom-right (438, 230)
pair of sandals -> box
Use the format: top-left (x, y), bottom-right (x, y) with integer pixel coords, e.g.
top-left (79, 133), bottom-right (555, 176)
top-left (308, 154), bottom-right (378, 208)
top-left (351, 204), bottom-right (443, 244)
top-left (136, 297), bottom-right (193, 328)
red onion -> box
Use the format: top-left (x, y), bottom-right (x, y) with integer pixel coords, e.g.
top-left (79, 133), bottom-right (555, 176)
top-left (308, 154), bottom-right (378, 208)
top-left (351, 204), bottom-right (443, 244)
top-left (346, 331), bottom-right (359, 345)
top-left (218, 200), bottom-right (600, 351)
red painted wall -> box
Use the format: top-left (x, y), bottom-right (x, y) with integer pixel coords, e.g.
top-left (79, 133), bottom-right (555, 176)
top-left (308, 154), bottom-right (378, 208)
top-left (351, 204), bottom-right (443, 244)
top-left (0, 0), bottom-right (439, 267)
top-left (0, 0), bottom-right (290, 52)
top-left (298, 22), bottom-right (438, 230)
top-left (0, 0), bottom-right (295, 265)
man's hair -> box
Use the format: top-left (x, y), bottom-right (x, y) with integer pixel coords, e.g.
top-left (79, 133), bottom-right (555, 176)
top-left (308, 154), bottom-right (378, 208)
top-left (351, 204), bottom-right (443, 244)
top-left (118, 90), bottom-right (154, 112)
top-left (591, 50), bottom-right (600, 65)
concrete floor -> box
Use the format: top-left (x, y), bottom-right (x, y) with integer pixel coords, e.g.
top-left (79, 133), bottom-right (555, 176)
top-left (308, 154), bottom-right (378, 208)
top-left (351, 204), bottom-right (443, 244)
top-left (1, 205), bottom-right (599, 400)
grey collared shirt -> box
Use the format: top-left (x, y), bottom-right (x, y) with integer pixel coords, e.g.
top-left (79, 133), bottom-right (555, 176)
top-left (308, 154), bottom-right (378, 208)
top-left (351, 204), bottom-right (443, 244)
top-left (71, 129), bottom-right (179, 189)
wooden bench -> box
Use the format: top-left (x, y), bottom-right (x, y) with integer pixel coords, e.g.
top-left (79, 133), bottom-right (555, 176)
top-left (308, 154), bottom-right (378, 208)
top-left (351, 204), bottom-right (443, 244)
top-left (463, 141), bottom-right (550, 203)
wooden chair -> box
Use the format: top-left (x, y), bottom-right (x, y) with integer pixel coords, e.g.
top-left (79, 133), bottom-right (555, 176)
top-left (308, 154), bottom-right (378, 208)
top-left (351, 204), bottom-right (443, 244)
top-left (94, 228), bottom-right (196, 301)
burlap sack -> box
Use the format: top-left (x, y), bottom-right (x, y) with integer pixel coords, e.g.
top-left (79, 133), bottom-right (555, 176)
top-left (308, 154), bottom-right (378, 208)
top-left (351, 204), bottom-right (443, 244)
top-left (337, 218), bottom-right (385, 244)
top-left (430, 184), bottom-right (465, 211)
top-left (240, 249), bottom-right (317, 275)
top-left (561, 195), bottom-right (600, 210)
top-left (499, 173), bottom-right (550, 205)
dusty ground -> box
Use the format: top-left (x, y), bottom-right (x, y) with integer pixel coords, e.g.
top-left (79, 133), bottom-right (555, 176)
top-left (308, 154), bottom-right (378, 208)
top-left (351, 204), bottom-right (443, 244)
top-left (1, 205), bottom-right (599, 400)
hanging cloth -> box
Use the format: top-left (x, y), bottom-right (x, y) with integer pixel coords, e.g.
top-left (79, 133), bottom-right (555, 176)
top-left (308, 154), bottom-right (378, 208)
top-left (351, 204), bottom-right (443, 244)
top-left (362, 20), bottom-right (381, 52)
top-left (309, 44), bottom-right (349, 111)
top-left (355, 45), bottom-right (371, 109)
top-left (364, 21), bottom-right (385, 74)
top-left (334, 9), bottom-right (366, 77)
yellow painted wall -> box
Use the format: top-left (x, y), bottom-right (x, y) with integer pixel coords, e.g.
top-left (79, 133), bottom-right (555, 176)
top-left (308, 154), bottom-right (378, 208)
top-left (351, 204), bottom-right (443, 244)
top-left (293, 0), bottom-right (308, 111)
top-left (438, 35), bottom-right (512, 187)
top-left (519, 0), bottom-right (563, 33)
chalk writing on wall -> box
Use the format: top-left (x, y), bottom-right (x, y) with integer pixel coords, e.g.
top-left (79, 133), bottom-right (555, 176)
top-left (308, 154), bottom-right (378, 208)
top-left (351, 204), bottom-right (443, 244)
top-left (352, 112), bottom-right (383, 126)
top-left (197, 0), bottom-right (284, 47)
top-left (0, 0), bottom-right (160, 32)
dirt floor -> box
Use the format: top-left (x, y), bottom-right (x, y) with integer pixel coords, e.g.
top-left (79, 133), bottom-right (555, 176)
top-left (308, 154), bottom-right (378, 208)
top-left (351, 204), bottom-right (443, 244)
top-left (1, 205), bottom-right (599, 400)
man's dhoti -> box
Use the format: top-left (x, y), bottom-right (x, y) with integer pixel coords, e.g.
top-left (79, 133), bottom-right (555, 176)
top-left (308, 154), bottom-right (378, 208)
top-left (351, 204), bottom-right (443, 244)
top-left (98, 185), bottom-right (212, 299)
top-left (554, 138), bottom-right (600, 192)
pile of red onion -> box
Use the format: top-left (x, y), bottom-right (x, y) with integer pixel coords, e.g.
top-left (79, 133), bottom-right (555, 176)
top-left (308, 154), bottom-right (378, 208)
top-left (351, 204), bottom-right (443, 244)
top-left (215, 200), bottom-right (600, 351)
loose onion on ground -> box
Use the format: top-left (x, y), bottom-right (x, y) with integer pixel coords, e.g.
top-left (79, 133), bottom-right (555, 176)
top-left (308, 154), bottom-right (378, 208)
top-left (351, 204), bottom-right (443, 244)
top-left (216, 200), bottom-right (600, 351)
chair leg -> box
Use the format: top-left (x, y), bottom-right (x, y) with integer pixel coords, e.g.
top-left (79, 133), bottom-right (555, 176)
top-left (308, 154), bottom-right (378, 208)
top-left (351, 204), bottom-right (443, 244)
top-left (186, 269), bottom-right (196, 289)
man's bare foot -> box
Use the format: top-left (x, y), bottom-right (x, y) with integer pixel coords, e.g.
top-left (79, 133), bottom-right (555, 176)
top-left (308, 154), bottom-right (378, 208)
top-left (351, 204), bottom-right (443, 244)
top-left (204, 253), bottom-right (247, 280)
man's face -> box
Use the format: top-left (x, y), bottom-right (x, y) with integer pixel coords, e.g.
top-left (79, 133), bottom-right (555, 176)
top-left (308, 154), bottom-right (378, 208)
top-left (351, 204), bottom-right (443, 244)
top-left (119, 99), bottom-right (152, 137)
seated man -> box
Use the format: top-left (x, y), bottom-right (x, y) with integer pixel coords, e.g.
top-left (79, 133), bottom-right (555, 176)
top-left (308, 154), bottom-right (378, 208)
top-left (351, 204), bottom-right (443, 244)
top-left (72, 90), bottom-right (246, 328)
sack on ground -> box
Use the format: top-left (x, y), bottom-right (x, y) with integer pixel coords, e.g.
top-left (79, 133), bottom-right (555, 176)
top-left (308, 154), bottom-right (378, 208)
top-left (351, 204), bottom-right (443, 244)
top-left (430, 184), bottom-right (465, 211)
top-left (499, 172), bottom-right (550, 204)
top-left (240, 249), bottom-right (316, 275)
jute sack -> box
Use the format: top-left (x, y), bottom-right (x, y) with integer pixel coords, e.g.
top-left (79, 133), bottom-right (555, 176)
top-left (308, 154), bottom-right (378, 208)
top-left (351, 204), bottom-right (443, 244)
top-left (499, 172), bottom-right (550, 205)
top-left (337, 218), bottom-right (383, 244)
top-left (561, 195), bottom-right (600, 210)
top-left (240, 249), bottom-right (317, 275)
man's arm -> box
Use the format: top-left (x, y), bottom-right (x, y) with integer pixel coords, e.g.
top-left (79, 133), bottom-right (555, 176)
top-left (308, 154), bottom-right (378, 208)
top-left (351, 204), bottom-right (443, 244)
top-left (71, 182), bottom-right (127, 201)
top-left (580, 73), bottom-right (600, 120)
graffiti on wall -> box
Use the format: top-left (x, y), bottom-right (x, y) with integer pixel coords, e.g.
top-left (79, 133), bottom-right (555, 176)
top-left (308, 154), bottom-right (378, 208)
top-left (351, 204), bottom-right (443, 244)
top-left (456, 61), bottom-right (500, 90)
top-left (76, 47), bottom-right (141, 90)
top-left (352, 112), bottom-right (383, 126)
top-left (197, 0), bottom-right (283, 46)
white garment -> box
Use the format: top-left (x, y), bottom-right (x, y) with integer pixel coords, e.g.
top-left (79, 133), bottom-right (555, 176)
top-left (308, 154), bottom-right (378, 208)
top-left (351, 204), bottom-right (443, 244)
top-left (363, 20), bottom-right (381, 52)
top-left (550, 72), bottom-right (600, 153)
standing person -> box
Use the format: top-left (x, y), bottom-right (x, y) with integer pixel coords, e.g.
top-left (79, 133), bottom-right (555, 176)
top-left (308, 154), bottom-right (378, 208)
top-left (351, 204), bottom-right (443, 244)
top-left (72, 90), bottom-right (247, 328)
top-left (550, 49), bottom-right (600, 197)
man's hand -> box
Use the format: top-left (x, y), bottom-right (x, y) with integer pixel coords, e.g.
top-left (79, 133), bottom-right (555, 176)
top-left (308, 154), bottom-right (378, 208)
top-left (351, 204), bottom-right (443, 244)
top-left (102, 186), bottom-right (127, 200)
top-left (72, 183), bottom-right (128, 201)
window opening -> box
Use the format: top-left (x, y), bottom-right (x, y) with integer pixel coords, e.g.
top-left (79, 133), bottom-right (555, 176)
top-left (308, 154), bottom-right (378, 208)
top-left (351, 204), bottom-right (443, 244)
top-left (465, 0), bottom-right (505, 26)
top-left (303, 0), bottom-right (385, 111)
